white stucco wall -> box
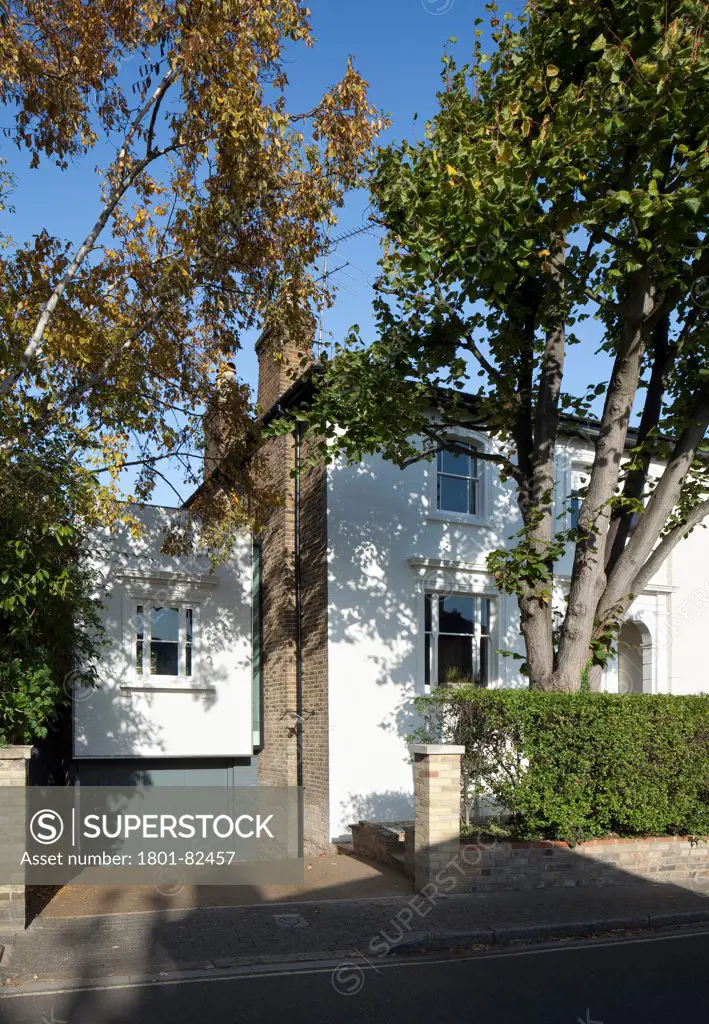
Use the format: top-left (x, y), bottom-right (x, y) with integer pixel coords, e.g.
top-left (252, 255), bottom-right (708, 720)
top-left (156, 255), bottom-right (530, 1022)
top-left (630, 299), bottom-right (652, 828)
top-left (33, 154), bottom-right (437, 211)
top-left (326, 434), bottom-right (525, 839)
top-left (74, 505), bottom-right (254, 759)
top-left (326, 435), bottom-right (704, 840)
top-left (653, 520), bottom-right (709, 695)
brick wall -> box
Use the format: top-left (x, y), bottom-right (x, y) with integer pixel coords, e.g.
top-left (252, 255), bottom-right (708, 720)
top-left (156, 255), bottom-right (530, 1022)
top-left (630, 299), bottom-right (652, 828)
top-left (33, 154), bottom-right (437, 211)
top-left (256, 429), bottom-right (299, 794)
top-left (0, 746), bottom-right (32, 926)
top-left (255, 337), bottom-right (330, 854)
top-left (298, 431), bottom-right (330, 853)
top-left (433, 835), bottom-right (709, 894)
top-left (255, 330), bottom-right (310, 413)
top-left (406, 745), bottom-right (709, 894)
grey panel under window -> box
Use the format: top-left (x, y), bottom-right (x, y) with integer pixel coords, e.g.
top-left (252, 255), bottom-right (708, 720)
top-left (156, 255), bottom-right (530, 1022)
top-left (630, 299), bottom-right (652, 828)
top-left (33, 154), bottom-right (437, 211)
top-left (74, 759), bottom-right (259, 787)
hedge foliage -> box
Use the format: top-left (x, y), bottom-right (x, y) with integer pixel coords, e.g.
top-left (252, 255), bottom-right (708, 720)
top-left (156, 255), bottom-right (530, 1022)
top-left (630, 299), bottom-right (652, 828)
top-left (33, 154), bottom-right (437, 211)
top-left (413, 688), bottom-right (709, 842)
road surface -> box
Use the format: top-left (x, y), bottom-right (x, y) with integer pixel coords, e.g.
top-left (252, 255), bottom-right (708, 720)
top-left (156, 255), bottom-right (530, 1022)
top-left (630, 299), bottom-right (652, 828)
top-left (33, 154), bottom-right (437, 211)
top-left (0, 929), bottom-right (707, 1023)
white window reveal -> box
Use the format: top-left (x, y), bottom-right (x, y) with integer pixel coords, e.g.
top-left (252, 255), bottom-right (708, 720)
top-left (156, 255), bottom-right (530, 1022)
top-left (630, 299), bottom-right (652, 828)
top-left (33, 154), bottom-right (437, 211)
top-left (425, 593), bottom-right (493, 688)
top-left (135, 605), bottom-right (195, 681)
top-left (436, 449), bottom-right (480, 516)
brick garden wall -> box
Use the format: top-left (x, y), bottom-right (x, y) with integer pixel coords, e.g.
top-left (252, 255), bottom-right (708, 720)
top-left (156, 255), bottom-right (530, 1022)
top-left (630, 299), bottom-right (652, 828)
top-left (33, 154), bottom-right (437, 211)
top-left (445, 835), bottom-right (709, 893)
top-left (0, 746), bottom-right (32, 926)
top-left (404, 744), bottom-right (709, 894)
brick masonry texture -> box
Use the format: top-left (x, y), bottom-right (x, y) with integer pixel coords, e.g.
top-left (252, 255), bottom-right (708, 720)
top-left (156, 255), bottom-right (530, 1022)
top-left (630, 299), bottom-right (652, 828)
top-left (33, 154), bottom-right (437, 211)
top-left (436, 835), bottom-right (709, 893)
top-left (0, 746), bottom-right (32, 925)
top-left (255, 336), bottom-right (330, 854)
top-left (413, 750), bottom-right (464, 892)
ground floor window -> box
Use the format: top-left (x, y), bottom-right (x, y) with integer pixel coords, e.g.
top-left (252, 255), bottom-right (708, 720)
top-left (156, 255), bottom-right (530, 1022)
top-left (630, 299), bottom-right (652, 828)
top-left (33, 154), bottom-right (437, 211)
top-left (424, 593), bottom-right (493, 688)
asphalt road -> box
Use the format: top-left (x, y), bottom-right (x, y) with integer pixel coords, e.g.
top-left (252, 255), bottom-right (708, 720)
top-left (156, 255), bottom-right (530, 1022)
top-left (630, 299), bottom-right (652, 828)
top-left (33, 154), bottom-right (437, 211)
top-left (1, 930), bottom-right (707, 1024)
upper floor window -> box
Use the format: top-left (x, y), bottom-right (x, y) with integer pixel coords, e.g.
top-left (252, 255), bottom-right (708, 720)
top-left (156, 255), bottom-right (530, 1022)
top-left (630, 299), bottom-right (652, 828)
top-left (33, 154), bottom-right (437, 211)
top-left (569, 491), bottom-right (581, 531)
top-left (135, 604), bottom-right (194, 679)
top-left (437, 448), bottom-right (480, 516)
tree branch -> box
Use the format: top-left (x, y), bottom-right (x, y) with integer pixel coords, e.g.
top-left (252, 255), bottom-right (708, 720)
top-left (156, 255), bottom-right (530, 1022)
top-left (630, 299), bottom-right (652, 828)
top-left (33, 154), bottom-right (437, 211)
top-left (632, 497), bottom-right (709, 596)
top-left (0, 64), bottom-right (181, 399)
top-left (604, 312), bottom-right (674, 573)
top-left (598, 391), bottom-right (709, 623)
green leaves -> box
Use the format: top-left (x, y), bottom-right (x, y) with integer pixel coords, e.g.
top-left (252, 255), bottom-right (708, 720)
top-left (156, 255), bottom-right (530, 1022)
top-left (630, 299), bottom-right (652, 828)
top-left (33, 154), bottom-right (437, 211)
top-left (414, 690), bottom-right (709, 841)
top-left (297, 0), bottom-right (709, 694)
top-left (1, 443), bottom-right (104, 743)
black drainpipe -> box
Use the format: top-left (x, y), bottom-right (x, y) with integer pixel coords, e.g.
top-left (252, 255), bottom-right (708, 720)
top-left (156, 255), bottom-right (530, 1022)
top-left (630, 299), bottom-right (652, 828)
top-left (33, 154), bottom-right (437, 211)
top-left (293, 423), bottom-right (304, 854)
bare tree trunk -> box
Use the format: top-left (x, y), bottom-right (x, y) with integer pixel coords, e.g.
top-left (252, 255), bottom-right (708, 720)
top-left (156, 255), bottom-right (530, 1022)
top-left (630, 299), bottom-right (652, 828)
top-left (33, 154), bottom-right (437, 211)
top-left (520, 591), bottom-right (555, 688)
top-left (587, 663), bottom-right (603, 691)
top-left (604, 314), bottom-right (673, 573)
top-left (552, 269), bottom-right (654, 691)
top-left (523, 242), bottom-right (566, 690)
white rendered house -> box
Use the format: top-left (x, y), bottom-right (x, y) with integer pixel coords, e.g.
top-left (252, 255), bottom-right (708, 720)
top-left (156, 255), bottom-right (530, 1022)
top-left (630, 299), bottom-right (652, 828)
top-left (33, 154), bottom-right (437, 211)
top-left (76, 343), bottom-right (709, 848)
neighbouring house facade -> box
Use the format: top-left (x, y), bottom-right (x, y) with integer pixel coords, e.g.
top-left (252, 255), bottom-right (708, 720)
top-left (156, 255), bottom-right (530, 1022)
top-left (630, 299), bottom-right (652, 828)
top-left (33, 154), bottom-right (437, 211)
top-left (74, 335), bottom-right (709, 850)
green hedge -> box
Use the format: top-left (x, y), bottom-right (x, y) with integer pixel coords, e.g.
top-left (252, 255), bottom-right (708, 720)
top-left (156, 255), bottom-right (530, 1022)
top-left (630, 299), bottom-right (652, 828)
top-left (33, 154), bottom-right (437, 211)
top-left (413, 688), bottom-right (709, 842)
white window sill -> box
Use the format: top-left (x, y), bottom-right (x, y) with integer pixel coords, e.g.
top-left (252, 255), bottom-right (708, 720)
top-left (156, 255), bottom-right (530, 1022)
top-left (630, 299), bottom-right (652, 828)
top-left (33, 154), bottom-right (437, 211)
top-left (120, 679), bottom-right (216, 694)
top-left (427, 510), bottom-right (489, 528)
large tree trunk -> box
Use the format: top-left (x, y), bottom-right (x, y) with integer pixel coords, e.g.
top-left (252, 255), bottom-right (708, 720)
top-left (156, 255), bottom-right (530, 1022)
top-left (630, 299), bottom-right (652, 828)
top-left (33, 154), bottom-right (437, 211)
top-left (520, 591), bottom-right (555, 689)
top-left (522, 246), bottom-right (567, 690)
top-left (552, 269), bottom-right (654, 691)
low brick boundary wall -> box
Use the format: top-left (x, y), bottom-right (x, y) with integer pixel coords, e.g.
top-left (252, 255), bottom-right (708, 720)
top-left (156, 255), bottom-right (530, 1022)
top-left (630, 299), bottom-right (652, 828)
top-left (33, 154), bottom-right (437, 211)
top-left (0, 746), bottom-right (33, 927)
top-left (400, 743), bottom-right (709, 895)
top-left (350, 821), bottom-right (408, 871)
top-left (433, 835), bottom-right (709, 894)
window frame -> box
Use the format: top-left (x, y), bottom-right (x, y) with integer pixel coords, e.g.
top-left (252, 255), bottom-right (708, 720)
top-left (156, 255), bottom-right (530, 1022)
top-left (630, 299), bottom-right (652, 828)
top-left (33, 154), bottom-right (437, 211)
top-left (427, 432), bottom-right (489, 525)
top-left (134, 603), bottom-right (198, 684)
top-left (424, 592), bottom-right (494, 690)
top-left (116, 571), bottom-right (217, 693)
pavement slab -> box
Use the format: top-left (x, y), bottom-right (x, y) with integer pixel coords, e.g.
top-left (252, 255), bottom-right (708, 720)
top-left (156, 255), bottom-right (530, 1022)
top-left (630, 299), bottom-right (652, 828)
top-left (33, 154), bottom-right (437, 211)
top-left (3, 877), bottom-right (709, 986)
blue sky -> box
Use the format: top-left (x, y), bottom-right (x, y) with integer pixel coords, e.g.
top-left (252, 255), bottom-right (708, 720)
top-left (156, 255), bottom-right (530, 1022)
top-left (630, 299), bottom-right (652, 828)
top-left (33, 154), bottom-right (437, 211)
top-left (4, 0), bottom-right (612, 504)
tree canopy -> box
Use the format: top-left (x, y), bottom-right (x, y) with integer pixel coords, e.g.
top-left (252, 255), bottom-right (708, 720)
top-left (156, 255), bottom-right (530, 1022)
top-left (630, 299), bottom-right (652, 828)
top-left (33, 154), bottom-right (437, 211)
top-left (291, 0), bottom-right (709, 690)
top-left (0, 0), bottom-right (383, 540)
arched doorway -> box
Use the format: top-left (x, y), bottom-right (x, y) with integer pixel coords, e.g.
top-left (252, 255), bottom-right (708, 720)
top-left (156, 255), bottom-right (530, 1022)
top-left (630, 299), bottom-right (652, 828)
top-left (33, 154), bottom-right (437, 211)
top-left (617, 619), bottom-right (653, 694)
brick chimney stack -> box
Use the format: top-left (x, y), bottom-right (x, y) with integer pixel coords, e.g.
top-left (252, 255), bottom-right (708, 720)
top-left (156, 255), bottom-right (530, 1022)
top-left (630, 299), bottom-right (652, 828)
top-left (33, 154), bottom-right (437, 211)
top-left (255, 329), bottom-right (312, 414)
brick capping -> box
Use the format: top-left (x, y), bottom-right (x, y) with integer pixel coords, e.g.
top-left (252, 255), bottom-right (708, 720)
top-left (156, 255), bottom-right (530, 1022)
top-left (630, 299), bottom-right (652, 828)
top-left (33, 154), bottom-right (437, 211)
top-left (492, 835), bottom-right (708, 850)
top-left (410, 744), bottom-right (466, 755)
top-left (0, 745), bottom-right (33, 760)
